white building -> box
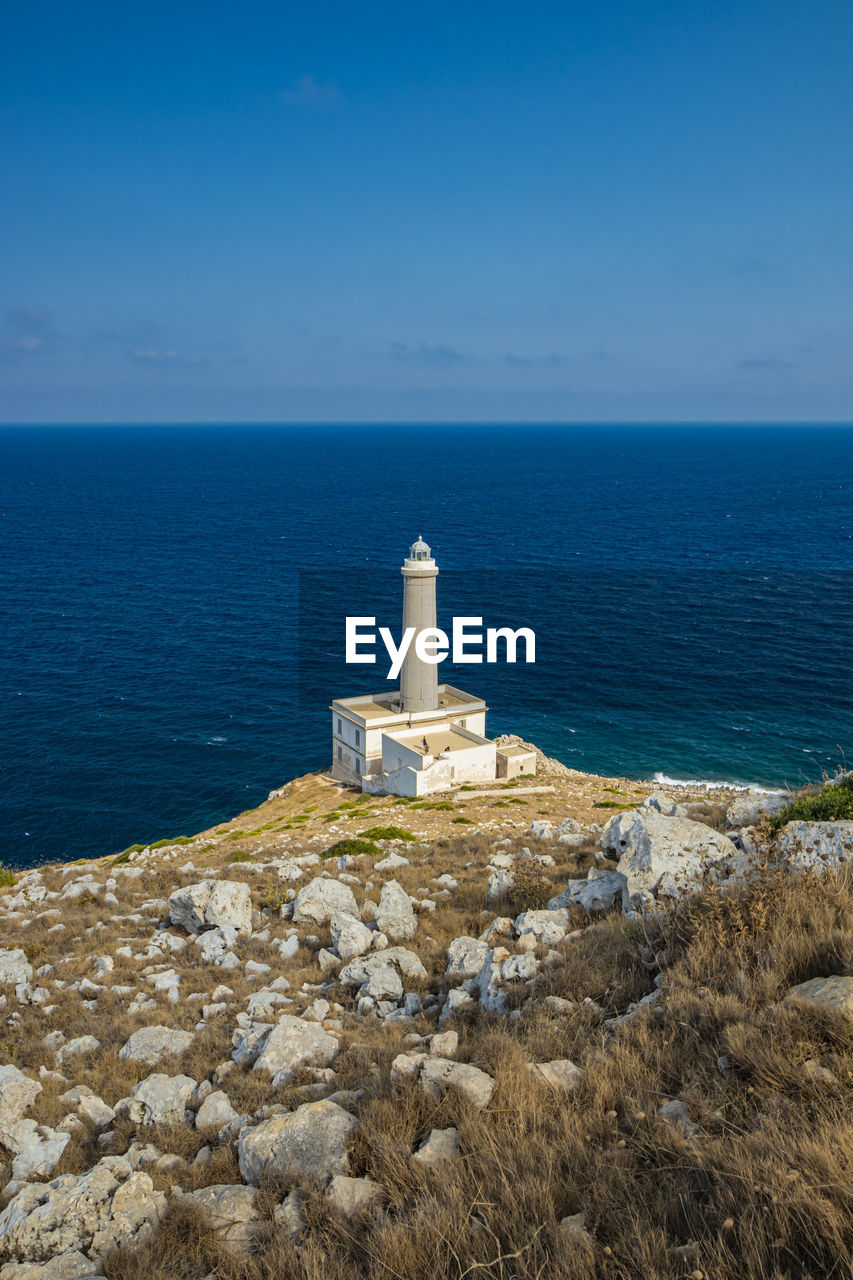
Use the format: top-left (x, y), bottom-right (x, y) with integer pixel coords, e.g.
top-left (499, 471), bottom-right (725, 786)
top-left (330, 537), bottom-right (535, 796)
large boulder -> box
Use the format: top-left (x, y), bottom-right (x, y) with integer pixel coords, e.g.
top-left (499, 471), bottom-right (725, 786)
top-left (547, 869), bottom-right (625, 914)
top-left (168, 880), bottom-right (252, 936)
top-left (0, 1252), bottom-right (100, 1279)
top-left (375, 880), bottom-right (417, 942)
top-left (726, 790), bottom-right (788, 828)
top-left (785, 975), bottom-right (853, 1022)
top-left (601, 808), bottom-right (741, 909)
top-left (445, 937), bottom-right (490, 980)
top-left (338, 947), bottom-right (427, 987)
top-left (120, 1074), bottom-right (197, 1127)
top-left (238, 1100), bottom-right (358, 1186)
top-left (118, 1025), bottom-right (194, 1067)
top-left (185, 1185), bottom-right (259, 1253)
top-left (775, 822), bottom-right (853, 873)
top-left (0, 950), bottom-right (33, 987)
top-left (514, 909), bottom-right (572, 949)
top-left (195, 1090), bottom-right (239, 1130)
top-left (391, 1054), bottom-right (495, 1109)
top-left (0, 1156), bottom-right (166, 1264)
top-left (292, 878), bottom-right (359, 927)
top-left (253, 1016), bottom-right (339, 1086)
top-left (2, 1121), bottom-right (70, 1181)
top-left (330, 912), bottom-right (376, 961)
top-left (0, 1065), bottom-right (41, 1129)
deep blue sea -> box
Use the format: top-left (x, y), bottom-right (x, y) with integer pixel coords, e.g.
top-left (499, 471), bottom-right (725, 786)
top-left (1, 424), bottom-right (851, 868)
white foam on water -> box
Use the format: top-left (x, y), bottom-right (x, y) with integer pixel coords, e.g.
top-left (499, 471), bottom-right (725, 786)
top-left (650, 770), bottom-right (784, 795)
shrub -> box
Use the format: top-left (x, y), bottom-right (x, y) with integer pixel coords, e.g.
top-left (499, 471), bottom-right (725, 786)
top-left (506, 859), bottom-right (552, 913)
top-left (257, 883), bottom-right (288, 913)
top-left (452, 816), bottom-right (473, 825)
top-left (0, 864), bottom-right (15, 887)
top-left (771, 773), bottom-right (853, 831)
top-left (322, 837), bottom-right (380, 860)
top-left (229, 850), bottom-right (252, 863)
top-left (358, 825), bottom-right (415, 842)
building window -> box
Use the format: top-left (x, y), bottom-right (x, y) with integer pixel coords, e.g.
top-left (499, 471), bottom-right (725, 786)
top-left (450, 766), bottom-right (456, 779)
top-left (355, 729), bottom-right (361, 747)
top-left (336, 717), bottom-right (342, 735)
top-left (459, 719), bottom-right (466, 729)
top-left (355, 759), bottom-right (361, 775)
top-left (337, 746), bottom-right (342, 761)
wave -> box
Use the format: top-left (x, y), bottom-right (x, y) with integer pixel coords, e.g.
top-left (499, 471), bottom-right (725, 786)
top-left (650, 770), bottom-right (784, 794)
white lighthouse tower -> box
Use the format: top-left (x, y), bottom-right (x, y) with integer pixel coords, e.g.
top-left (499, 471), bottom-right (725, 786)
top-left (400, 536), bottom-right (439, 713)
top-left (330, 537), bottom-right (536, 795)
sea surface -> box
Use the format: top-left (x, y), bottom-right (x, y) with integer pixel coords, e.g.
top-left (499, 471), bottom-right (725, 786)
top-left (1, 424), bottom-right (851, 867)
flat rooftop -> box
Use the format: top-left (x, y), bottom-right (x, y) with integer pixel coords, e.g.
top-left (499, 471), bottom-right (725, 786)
top-left (386, 724), bottom-right (491, 756)
top-left (331, 684), bottom-right (486, 724)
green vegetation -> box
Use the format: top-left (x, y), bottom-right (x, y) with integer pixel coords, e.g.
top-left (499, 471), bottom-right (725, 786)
top-left (149, 835), bottom-right (193, 849)
top-left (414, 800), bottom-right (455, 811)
top-left (452, 816), bottom-right (473, 825)
top-left (229, 850), bottom-right (252, 863)
top-left (358, 825), bottom-right (416, 842)
top-left (322, 837), bottom-right (380, 859)
top-left (257, 883), bottom-right (289, 913)
top-left (0, 864), bottom-right (16, 887)
top-left (594, 800), bottom-right (635, 810)
top-left (771, 773), bottom-right (853, 831)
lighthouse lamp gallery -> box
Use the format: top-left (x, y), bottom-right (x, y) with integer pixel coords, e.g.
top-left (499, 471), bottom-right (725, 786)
top-left (345, 615), bottom-right (536, 680)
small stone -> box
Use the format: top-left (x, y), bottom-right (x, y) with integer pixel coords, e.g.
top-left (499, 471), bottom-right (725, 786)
top-left (412, 1127), bottom-right (461, 1166)
top-left (325, 1174), bottom-right (382, 1216)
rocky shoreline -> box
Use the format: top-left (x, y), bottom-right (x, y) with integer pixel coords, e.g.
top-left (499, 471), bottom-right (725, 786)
top-left (0, 759), bottom-right (852, 1278)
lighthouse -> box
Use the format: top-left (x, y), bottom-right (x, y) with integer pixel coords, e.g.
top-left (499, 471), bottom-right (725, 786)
top-left (330, 537), bottom-right (536, 795)
top-left (400, 536), bottom-right (439, 713)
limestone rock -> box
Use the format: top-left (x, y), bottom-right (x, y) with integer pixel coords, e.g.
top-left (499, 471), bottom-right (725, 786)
top-left (119, 1025), bottom-right (194, 1067)
top-left (238, 1100), bottom-right (358, 1186)
top-left (3, 1121), bottom-right (70, 1181)
top-left (168, 880), bottom-right (252, 936)
top-left (412, 1127), bottom-right (461, 1166)
top-left (514, 909), bottom-right (571, 948)
top-left (338, 947), bottom-right (427, 987)
top-left (326, 1175), bottom-right (381, 1216)
top-left (643, 792), bottom-right (688, 818)
top-left (121, 1074), bottom-right (197, 1127)
top-left (0, 1252), bottom-right (101, 1279)
top-left (445, 936), bottom-right (490, 980)
top-left (786, 975), bottom-right (853, 1022)
top-left (186, 1184), bottom-right (258, 1253)
top-left (527, 1059), bottom-right (583, 1091)
top-left (776, 822), bottom-right (853, 873)
top-left (0, 1065), bottom-right (41, 1129)
top-left (375, 880), bottom-right (417, 942)
top-left (55, 1037), bottom-right (101, 1065)
top-left (391, 1053), bottom-right (495, 1109)
top-left (253, 1016), bottom-right (339, 1086)
top-left (195, 1090), bottom-right (238, 1130)
top-left (726, 791), bottom-right (788, 828)
top-left (0, 950), bottom-right (33, 987)
top-left (0, 1156), bottom-right (166, 1263)
top-left (601, 809), bottom-right (741, 909)
top-left (547, 869), bottom-right (625, 914)
top-left (330, 912), bottom-right (375, 961)
top-left (292, 877), bottom-right (359, 926)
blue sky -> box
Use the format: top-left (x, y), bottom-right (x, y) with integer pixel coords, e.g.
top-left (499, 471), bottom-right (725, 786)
top-left (1, 0), bottom-right (851, 422)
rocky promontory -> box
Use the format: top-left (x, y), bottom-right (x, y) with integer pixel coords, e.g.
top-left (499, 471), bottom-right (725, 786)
top-left (0, 758), bottom-right (852, 1279)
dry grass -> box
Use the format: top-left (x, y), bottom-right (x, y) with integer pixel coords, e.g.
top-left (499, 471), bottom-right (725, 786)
top-left (96, 861), bottom-right (853, 1280)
